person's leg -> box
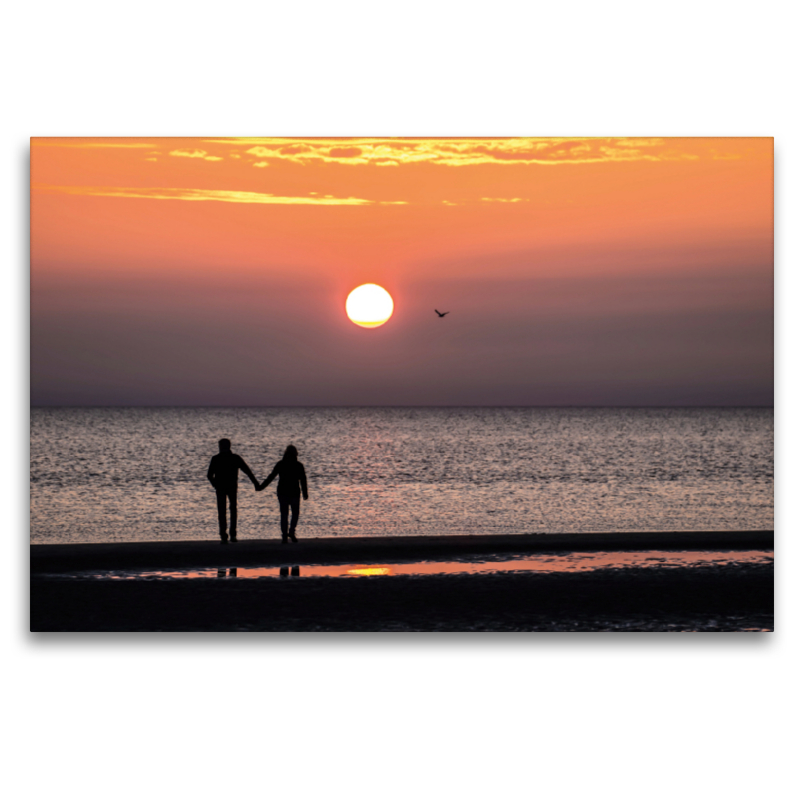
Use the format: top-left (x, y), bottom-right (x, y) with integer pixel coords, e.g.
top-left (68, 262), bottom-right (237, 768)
top-left (289, 496), bottom-right (300, 540)
top-left (229, 489), bottom-right (238, 540)
top-left (279, 496), bottom-right (289, 541)
top-left (216, 489), bottom-right (228, 540)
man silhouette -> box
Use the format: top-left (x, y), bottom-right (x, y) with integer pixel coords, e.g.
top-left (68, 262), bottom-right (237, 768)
top-left (207, 438), bottom-right (261, 543)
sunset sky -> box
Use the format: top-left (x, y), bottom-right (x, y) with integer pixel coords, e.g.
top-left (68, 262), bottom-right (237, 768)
top-left (30, 137), bottom-right (773, 406)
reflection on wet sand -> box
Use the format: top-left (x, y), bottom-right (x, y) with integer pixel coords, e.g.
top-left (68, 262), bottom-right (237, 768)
top-left (279, 566), bottom-right (302, 577)
top-left (81, 550), bottom-right (773, 581)
top-left (217, 568), bottom-right (238, 578)
top-left (346, 567), bottom-right (392, 577)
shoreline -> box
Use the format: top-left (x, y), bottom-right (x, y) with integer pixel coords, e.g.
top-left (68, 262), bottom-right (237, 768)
top-left (31, 531), bottom-right (774, 631)
top-left (31, 530), bottom-right (774, 573)
top-left (31, 562), bottom-right (774, 632)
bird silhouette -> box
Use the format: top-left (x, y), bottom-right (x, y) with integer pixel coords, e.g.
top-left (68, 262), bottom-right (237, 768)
top-left (435, 309), bottom-right (450, 318)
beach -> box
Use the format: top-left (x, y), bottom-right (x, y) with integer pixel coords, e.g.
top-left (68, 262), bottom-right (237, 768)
top-left (30, 532), bottom-right (774, 632)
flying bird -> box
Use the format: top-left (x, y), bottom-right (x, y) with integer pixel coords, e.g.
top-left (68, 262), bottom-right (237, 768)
top-left (435, 309), bottom-right (450, 318)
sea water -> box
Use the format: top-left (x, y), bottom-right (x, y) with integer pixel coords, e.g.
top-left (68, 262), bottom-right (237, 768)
top-left (29, 407), bottom-right (773, 544)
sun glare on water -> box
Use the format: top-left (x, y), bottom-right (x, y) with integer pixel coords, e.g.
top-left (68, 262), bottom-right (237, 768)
top-left (346, 284), bottom-right (394, 328)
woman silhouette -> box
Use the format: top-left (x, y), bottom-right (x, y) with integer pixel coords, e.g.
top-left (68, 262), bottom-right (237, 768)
top-left (261, 445), bottom-right (309, 543)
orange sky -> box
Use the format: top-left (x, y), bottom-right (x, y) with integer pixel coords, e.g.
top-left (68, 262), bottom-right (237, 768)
top-left (30, 137), bottom-right (773, 406)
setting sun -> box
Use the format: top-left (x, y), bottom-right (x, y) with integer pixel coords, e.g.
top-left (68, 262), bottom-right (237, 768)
top-left (345, 284), bottom-right (394, 328)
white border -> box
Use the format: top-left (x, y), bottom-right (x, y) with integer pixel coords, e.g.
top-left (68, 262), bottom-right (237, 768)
top-left (7, 2), bottom-right (795, 798)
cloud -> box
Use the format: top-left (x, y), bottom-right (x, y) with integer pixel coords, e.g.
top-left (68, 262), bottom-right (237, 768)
top-left (169, 149), bottom-right (223, 162)
top-left (31, 141), bottom-right (155, 149)
top-left (616, 138), bottom-right (665, 148)
top-left (34, 184), bottom-right (408, 206)
top-left (169, 149), bottom-right (207, 158)
top-left (252, 161), bottom-right (269, 168)
top-left (31, 137), bottom-right (716, 167)
top-left (328, 147), bottom-right (362, 158)
top-left (215, 137), bottom-right (709, 167)
top-left (598, 146), bottom-right (655, 160)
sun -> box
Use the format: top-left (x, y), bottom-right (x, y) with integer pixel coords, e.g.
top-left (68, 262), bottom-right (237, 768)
top-left (346, 284), bottom-right (394, 328)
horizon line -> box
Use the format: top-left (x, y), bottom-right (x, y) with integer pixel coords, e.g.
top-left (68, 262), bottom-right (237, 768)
top-left (29, 404), bottom-right (775, 410)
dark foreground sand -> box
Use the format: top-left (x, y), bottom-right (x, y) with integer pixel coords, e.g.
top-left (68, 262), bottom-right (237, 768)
top-left (30, 532), bottom-right (773, 632)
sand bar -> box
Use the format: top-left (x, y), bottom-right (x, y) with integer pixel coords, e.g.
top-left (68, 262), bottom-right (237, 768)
top-left (31, 530), bottom-right (773, 574)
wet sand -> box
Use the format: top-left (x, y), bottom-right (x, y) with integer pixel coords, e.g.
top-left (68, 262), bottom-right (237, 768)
top-left (30, 532), bottom-right (774, 632)
top-left (31, 530), bottom-right (773, 572)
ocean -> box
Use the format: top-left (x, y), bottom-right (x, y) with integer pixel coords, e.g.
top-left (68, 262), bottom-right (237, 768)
top-left (29, 407), bottom-right (774, 544)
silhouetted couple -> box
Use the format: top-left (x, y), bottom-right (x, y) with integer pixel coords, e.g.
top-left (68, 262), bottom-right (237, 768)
top-left (207, 439), bottom-right (308, 544)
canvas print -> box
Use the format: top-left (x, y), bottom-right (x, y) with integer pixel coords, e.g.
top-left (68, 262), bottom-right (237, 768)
top-left (30, 137), bottom-right (773, 631)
